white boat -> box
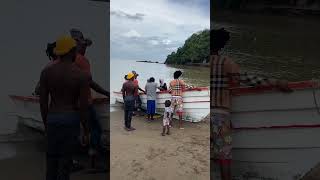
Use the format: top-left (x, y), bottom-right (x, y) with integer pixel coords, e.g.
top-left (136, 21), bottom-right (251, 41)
top-left (212, 80), bottom-right (320, 180)
top-left (113, 87), bottom-right (210, 122)
top-left (8, 95), bottom-right (109, 132)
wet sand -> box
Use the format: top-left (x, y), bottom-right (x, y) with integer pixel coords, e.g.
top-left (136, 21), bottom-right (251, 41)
top-left (110, 108), bottom-right (210, 180)
top-left (0, 125), bottom-right (107, 180)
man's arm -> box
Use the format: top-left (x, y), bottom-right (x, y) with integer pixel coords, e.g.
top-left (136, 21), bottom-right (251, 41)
top-left (89, 77), bottom-right (109, 97)
top-left (39, 70), bottom-right (49, 132)
top-left (138, 86), bottom-right (145, 93)
top-left (122, 84), bottom-right (126, 100)
top-left (181, 80), bottom-right (193, 89)
top-left (34, 80), bottom-right (40, 96)
top-left (238, 72), bottom-right (292, 92)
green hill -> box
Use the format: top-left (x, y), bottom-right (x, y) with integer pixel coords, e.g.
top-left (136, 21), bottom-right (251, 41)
top-left (165, 29), bottom-right (209, 65)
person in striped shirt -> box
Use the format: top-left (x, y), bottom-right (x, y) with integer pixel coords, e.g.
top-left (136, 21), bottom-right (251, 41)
top-left (210, 28), bottom-right (292, 180)
top-left (169, 70), bottom-right (193, 129)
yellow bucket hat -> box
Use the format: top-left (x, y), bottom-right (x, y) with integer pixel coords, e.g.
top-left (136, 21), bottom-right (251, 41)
top-left (127, 72), bottom-right (134, 80)
top-left (53, 36), bottom-right (77, 56)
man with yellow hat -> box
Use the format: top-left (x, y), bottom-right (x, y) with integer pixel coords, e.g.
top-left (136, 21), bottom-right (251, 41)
top-left (121, 72), bottom-right (138, 131)
top-left (39, 35), bottom-right (90, 180)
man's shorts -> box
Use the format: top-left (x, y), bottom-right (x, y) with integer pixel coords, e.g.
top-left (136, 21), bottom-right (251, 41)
top-left (147, 100), bottom-right (156, 115)
top-left (211, 112), bottom-right (232, 160)
top-left (171, 96), bottom-right (183, 115)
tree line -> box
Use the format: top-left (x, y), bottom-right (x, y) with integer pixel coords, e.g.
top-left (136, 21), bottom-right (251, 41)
top-left (165, 29), bottom-right (209, 65)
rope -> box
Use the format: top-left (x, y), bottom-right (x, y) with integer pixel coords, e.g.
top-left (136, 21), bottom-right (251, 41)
top-left (311, 78), bottom-right (320, 114)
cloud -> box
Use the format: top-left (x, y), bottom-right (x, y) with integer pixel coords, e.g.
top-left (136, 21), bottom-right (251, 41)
top-left (111, 0), bottom-right (209, 61)
top-left (111, 10), bottom-right (145, 21)
top-left (123, 30), bottom-right (141, 38)
top-left (162, 39), bottom-right (172, 45)
top-left (149, 40), bottom-right (159, 45)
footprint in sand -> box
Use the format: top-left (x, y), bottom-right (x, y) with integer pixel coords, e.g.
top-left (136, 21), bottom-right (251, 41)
top-left (128, 160), bottom-right (145, 178)
top-left (146, 147), bottom-right (166, 160)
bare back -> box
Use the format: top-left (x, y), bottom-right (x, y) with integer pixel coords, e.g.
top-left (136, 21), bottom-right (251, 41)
top-left (40, 62), bottom-right (89, 113)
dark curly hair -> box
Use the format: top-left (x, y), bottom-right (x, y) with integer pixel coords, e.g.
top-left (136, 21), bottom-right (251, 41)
top-left (46, 42), bottom-right (57, 60)
top-left (210, 28), bottom-right (230, 53)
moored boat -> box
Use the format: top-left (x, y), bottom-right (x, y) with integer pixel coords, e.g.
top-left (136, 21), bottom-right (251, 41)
top-left (113, 87), bottom-right (210, 122)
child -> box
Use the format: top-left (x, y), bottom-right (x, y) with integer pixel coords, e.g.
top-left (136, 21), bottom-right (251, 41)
top-left (145, 77), bottom-right (160, 121)
top-left (162, 100), bottom-right (173, 136)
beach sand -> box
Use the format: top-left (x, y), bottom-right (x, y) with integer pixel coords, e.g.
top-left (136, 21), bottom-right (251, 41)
top-left (0, 125), bottom-right (107, 180)
top-left (110, 108), bottom-right (210, 180)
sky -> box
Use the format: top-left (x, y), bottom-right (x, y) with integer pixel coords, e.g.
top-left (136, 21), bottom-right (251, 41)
top-left (110, 0), bottom-right (210, 62)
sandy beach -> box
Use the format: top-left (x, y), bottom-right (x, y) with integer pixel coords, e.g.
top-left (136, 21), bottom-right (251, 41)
top-left (110, 108), bottom-right (210, 180)
top-left (0, 124), bottom-right (107, 180)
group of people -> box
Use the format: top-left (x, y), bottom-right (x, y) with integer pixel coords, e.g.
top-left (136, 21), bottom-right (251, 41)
top-left (210, 28), bottom-right (292, 179)
top-left (37, 29), bottom-right (109, 180)
top-left (121, 69), bottom-right (193, 136)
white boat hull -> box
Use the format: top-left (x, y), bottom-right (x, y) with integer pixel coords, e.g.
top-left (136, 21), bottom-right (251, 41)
top-left (113, 87), bottom-right (210, 122)
top-left (8, 95), bottom-right (109, 132)
top-left (211, 81), bottom-right (320, 180)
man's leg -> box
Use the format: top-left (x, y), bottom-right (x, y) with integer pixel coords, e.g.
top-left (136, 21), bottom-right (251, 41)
top-left (220, 160), bottom-right (232, 180)
top-left (57, 123), bottom-right (79, 180)
top-left (212, 113), bottom-right (232, 180)
top-left (46, 123), bottom-right (59, 180)
top-left (124, 109), bottom-right (129, 129)
top-left (179, 114), bottom-right (183, 129)
top-left (128, 110), bottom-right (133, 129)
top-left (147, 100), bottom-right (151, 120)
top-left (178, 100), bottom-right (184, 129)
top-left (151, 100), bottom-right (155, 120)
top-left (128, 100), bottom-right (135, 130)
top-left (88, 106), bottom-right (102, 169)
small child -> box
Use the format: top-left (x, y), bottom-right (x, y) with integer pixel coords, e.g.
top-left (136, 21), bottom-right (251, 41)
top-left (162, 100), bottom-right (173, 136)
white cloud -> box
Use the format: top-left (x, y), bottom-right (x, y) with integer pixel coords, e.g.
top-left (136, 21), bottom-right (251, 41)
top-left (123, 30), bottom-right (141, 38)
top-left (149, 40), bottom-right (159, 45)
top-left (162, 39), bottom-right (172, 45)
top-left (166, 47), bottom-right (178, 51)
top-left (111, 0), bottom-right (209, 61)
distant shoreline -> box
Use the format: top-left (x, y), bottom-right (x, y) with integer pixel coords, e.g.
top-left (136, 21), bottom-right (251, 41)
top-left (136, 60), bottom-right (164, 64)
top-left (136, 61), bottom-right (209, 67)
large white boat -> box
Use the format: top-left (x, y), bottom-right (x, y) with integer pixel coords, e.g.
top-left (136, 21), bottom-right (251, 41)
top-left (113, 87), bottom-right (210, 122)
top-left (8, 95), bottom-right (109, 132)
top-left (211, 80), bottom-right (320, 180)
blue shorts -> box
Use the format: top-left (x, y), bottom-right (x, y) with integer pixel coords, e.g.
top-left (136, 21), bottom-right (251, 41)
top-left (147, 100), bottom-right (156, 115)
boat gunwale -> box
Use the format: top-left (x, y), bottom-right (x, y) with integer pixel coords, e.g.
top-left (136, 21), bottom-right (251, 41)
top-left (231, 80), bottom-right (317, 95)
top-left (113, 86), bottom-right (209, 95)
top-left (8, 95), bottom-right (109, 104)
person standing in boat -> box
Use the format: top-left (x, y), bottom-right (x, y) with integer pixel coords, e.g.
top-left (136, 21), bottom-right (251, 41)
top-left (145, 77), bottom-right (161, 121)
top-left (70, 28), bottom-right (109, 171)
top-left (169, 70), bottom-right (193, 129)
top-left (159, 79), bottom-right (168, 91)
top-left (210, 28), bottom-right (292, 180)
top-left (39, 36), bottom-right (90, 180)
top-left (122, 72), bottom-right (138, 131)
top-left (132, 70), bottom-right (145, 115)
